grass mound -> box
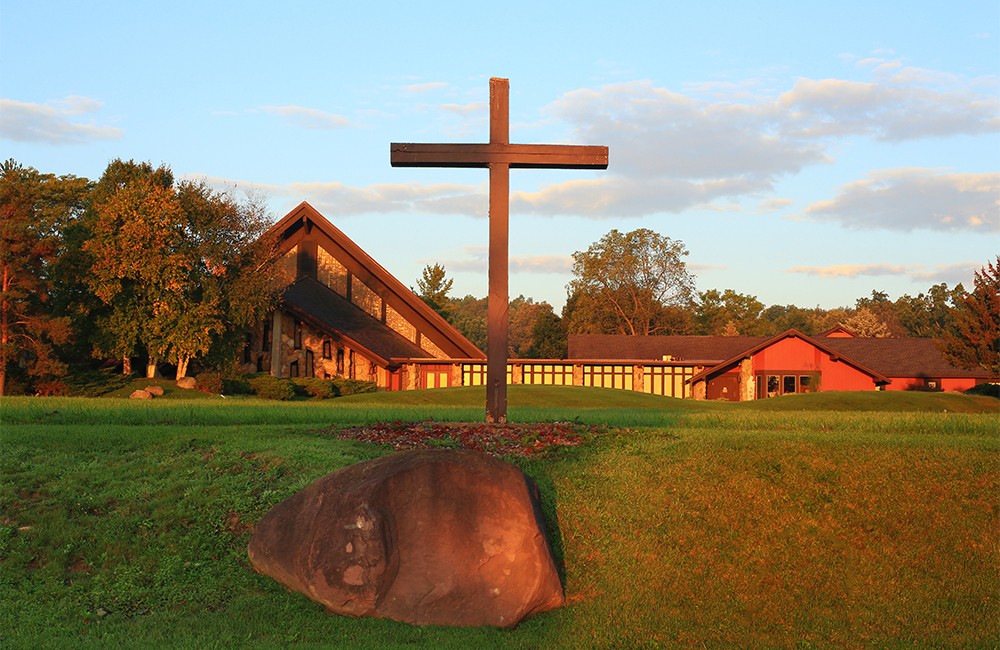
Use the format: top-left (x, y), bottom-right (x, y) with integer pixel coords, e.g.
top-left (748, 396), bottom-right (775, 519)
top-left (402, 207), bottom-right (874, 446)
top-left (1, 394), bottom-right (996, 648)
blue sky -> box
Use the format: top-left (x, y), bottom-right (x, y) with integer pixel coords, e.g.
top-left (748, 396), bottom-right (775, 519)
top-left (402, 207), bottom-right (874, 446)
top-left (3, 0), bottom-right (997, 312)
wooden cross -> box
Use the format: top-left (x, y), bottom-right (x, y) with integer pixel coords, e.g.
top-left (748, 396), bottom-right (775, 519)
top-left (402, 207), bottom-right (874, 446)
top-left (391, 77), bottom-right (608, 423)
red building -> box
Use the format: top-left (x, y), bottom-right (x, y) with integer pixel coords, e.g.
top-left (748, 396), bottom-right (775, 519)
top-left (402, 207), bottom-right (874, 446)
top-left (569, 329), bottom-right (993, 401)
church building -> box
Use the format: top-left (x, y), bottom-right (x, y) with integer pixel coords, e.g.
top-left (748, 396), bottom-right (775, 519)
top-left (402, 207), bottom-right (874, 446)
top-left (244, 202), bottom-right (992, 400)
top-left (242, 202), bottom-right (484, 390)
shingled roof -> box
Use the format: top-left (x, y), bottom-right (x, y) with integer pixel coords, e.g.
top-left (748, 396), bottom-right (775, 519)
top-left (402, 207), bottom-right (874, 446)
top-left (569, 332), bottom-right (990, 382)
top-left (281, 277), bottom-right (430, 366)
top-left (568, 334), bottom-right (769, 363)
top-left (821, 337), bottom-right (991, 378)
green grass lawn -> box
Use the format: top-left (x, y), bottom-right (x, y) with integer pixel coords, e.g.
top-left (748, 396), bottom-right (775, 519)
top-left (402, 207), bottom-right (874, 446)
top-left (1, 387), bottom-right (997, 649)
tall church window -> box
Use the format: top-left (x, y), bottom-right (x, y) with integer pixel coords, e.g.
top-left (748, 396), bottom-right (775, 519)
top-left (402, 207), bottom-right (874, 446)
top-left (322, 340), bottom-right (332, 360)
top-left (290, 360), bottom-right (299, 378)
top-left (262, 317), bottom-right (272, 351)
top-left (306, 350), bottom-right (315, 378)
top-left (294, 320), bottom-right (302, 350)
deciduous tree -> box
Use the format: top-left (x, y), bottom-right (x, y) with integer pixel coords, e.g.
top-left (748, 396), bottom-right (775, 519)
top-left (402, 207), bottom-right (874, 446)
top-left (566, 229), bottom-right (695, 336)
top-left (448, 295), bottom-right (487, 353)
top-left (523, 310), bottom-right (567, 359)
top-left (84, 160), bottom-right (279, 378)
top-left (0, 160), bottom-right (89, 395)
top-left (840, 307), bottom-right (891, 338)
top-left (694, 289), bottom-right (765, 336)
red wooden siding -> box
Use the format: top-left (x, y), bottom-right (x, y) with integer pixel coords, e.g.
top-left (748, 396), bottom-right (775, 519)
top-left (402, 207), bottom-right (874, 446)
top-left (752, 336), bottom-right (879, 392)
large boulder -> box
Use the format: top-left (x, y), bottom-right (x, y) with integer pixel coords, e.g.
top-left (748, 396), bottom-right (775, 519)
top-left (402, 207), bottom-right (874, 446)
top-left (176, 376), bottom-right (197, 390)
top-left (129, 389), bottom-right (152, 399)
top-left (248, 449), bottom-right (564, 628)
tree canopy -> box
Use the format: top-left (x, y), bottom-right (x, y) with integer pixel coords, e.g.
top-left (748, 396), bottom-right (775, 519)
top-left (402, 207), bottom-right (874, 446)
top-left (936, 258), bottom-right (999, 375)
top-left (566, 228), bottom-right (695, 336)
top-left (415, 263), bottom-right (453, 320)
top-left (83, 161), bottom-right (279, 378)
top-left (0, 160), bottom-right (91, 395)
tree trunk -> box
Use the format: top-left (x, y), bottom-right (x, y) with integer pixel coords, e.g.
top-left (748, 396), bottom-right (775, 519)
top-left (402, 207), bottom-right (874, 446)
top-left (123, 356), bottom-right (131, 375)
top-left (176, 356), bottom-right (189, 380)
top-left (146, 358), bottom-right (158, 379)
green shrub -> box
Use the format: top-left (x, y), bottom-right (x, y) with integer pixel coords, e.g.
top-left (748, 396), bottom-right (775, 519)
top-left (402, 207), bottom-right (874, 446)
top-left (333, 377), bottom-right (377, 396)
top-left (291, 377), bottom-right (338, 399)
top-left (965, 382), bottom-right (999, 398)
top-left (246, 373), bottom-right (296, 400)
top-left (195, 372), bottom-right (225, 395)
top-left (222, 375), bottom-right (254, 395)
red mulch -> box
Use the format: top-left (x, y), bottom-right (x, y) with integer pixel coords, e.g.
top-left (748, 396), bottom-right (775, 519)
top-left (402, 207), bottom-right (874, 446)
top-left (333, 420), bottom-right (596, 457)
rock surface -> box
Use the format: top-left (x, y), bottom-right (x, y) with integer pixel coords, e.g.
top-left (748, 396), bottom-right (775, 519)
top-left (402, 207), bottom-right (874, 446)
top-left (176, 376), bottom-right (197, 389)
top-left (145, 386), bottom-right (164, 396)
top-left (248, 449), bottom-right (564, 628)
top-left (129, 389), bottom-right (152, 399)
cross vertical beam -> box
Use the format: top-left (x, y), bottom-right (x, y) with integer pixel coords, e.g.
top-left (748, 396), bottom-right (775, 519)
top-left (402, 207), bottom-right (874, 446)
top-left (487, 78), bottom-right (509, 422)
top-left (391, 78), bottom-right (608, 424)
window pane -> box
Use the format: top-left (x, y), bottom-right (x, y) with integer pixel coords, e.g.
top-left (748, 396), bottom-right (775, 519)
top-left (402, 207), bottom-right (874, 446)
top-left (783, 375), bottom-right (796, 394)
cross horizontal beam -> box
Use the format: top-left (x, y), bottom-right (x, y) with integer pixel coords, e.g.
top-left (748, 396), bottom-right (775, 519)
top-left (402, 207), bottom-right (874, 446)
top-left (390, 143), bottom-right (609, 169)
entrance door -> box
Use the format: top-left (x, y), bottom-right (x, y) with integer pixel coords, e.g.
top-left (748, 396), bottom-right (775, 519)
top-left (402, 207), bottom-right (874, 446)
top-left (707, 374), bottom-right (740, 401)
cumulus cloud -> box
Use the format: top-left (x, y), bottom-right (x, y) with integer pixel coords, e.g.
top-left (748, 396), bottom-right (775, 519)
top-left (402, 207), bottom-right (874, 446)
top-left (0, 97), bottom-right (123, 145)
top-left (259, 105), bottom-right (356, 129)
top-left (803, 168), bottom-right (999, 232)
top-left (544, 81), bottom-right (830, 180)
top-left (285, 180), bottom-right (488, 217)
top-left (231, 66), bottom-right (998, 221)
top-left (778, 76), bottom-right (999, 141)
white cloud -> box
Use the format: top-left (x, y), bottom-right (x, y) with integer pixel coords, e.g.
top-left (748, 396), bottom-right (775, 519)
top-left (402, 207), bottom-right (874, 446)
top-left (509, 255), bottom-right (573, 274)
top-left (284, 180), bottom-right (488, 217)
top-left (778, 76), bottom-right (999, 141)
top-left (544, 81), bottom-right (830, 180)
top-left (786, 263), bottom-right (922, 278)
top-left (0, 97), bottom-right (123, 145)
top-left (756, 198), bottom-right (795, 212)
top-left (786, 261), bottom-right (984, 287)
top-left (259, 105), bottom-right (356, 129)
top-left (403, 82), bottom-right (448, 93)
top-left (229, 66), bottom-right (999, 222)
top-left (912, 262), bottom-right (984, 285)
top-left (803, 168), bottom-right (999, 232)
top-left (436, 102), bottom-right (488, 115)
top-left (420, 247), bottom-right (573, 275)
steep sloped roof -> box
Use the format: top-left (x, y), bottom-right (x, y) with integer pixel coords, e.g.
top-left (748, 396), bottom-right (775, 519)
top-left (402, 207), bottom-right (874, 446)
top-left (568, 334), bottom-right (769, 362)
top-left (281, 277), bottom-right (429, 366)
top-left (267, 202), bottom-right (484, 361)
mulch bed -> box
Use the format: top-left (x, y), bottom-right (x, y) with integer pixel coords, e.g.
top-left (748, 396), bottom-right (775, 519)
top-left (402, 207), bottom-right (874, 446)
top-left (333, 420), bottom-right (597, 457)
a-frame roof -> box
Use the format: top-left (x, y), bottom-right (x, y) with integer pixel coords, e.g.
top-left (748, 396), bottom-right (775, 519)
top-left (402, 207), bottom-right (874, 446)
top-left (266, 202), bottom-right (484, 361)
top-left (687, 329), bottom-right (892, 385)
